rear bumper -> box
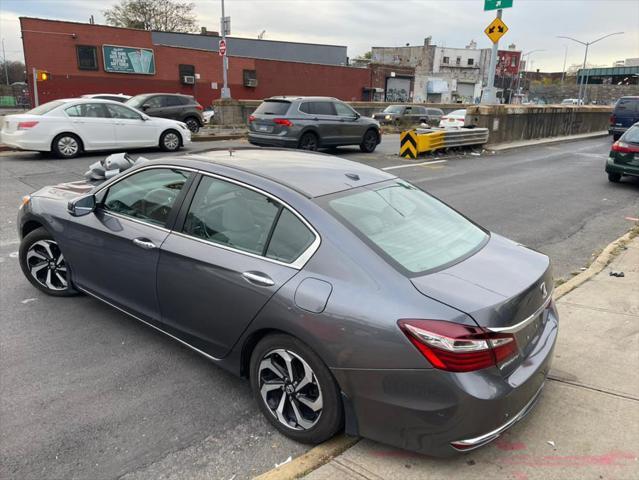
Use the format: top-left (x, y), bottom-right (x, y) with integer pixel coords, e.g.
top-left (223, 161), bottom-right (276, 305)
top-left (333, 311), bottom-right (558, 457)
top-left (0, 130), bottom-right (50, 151)
top-left (606, 156), bottom-right (639, 177)
top-left (609, 126), bottom-right (628, 135)
top-left (248, 132), bottom-right (298, 148)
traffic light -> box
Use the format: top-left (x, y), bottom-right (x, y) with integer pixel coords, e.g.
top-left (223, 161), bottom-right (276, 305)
top-left (36, 70), bottom-right (50, 81)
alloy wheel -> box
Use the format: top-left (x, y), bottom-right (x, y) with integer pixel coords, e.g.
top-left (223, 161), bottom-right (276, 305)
top-left (25, 240), bottom-right (68, 291)
top-left (300, 135), bottom-right (318, 151)
top-left (57, 136), bottom-right (79, 157)
top-left (186, 119), bottom-right (200, 133)
top-left (258, 349), bottom-right (323, 430)
top-left (164, 132), bottom-right (180, 150)
top-left (364, 131), bottom-right (377, 150)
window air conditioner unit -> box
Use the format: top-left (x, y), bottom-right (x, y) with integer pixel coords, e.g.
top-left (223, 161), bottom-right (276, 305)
top-left (182, 75), bottom-right (195, 84)
top-left (245, 78), bottom-right (258, 88)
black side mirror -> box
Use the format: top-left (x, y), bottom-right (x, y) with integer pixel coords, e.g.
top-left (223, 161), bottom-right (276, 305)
top-left (68, 194), bottom-right (96, 217)
top-left (353, 112), bottom-right (361, 119)
top-left (141, 104), bottom-right (150, 111)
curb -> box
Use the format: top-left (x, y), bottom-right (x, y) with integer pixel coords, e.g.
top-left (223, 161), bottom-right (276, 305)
top-left (192, 133), bottom-right (246, 142)
top-left (253, 435), bottom-right (359, 480)
top-left (554, 225), bottom-right (638, 300)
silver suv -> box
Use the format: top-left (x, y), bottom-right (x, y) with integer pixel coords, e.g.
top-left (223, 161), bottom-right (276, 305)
top-left (248, 96), bottom-right (381, 153)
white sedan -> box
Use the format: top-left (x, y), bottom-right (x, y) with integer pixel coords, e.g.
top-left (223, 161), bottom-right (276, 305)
top-left (0, 98), bottom-right (191, 158)
top-left (439, 109), bottom-right (467, 128)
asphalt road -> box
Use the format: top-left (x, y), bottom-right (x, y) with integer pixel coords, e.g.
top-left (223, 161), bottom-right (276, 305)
top-left (0, 136), bottom-right (637, 480)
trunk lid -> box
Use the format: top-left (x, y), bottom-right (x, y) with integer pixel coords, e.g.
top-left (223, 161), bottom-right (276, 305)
top-left (411, 234), bottom-right (553, 373)
top-left (1, 114), bottom-right (40, 133)
top-left (249, 100), bottom-right (292, 135)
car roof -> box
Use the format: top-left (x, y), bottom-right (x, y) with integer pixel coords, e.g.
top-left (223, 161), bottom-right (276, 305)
top-left (184, 148), bottom-right (396, 198)
top-left (265, 96), bottom-right (339, 102)
top-left (82, 93), bottom-right (130, 97)
top-left (131, 93), bottom-right (193, 97)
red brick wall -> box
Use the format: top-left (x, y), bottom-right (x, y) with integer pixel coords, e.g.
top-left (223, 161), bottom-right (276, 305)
top-left (21, 18), bottom-right (371, 107)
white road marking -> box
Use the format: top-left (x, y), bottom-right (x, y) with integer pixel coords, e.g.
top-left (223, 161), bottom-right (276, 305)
top-left (382, 159), bottom-right (447, 171)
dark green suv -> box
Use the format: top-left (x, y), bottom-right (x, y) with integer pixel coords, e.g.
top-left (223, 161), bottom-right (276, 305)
top-left (606, 123), bottom-right (639, 183)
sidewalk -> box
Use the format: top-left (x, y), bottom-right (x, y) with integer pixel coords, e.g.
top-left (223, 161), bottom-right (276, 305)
top-left (303, 236), bottom-right (639, 480)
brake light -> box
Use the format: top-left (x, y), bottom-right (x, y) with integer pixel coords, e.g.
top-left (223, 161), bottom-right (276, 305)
top-left (18, 121), bottom-right (39, 130)
top-left (610, 114), bottom-right (615, 125)
top-left (248, 115), bottom-right (256, 123)
top-left (274, 118), bottom-right (293, 127)
top-left (398, 319), bottom-right (518, 372)
top-left (612, 141), bottom-right (639, 154)
top-left (195, 104), bottom-right (204, 111)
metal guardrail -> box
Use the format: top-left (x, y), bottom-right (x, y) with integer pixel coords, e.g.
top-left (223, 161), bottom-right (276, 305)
top-left (400, 128), bottom-right (490, 159)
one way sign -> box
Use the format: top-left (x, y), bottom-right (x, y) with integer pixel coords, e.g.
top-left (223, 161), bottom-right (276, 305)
top-left (484, 17), bottom-right (509, 44)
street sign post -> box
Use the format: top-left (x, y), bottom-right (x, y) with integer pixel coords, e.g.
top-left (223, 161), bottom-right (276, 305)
top-left (219, 39), bottom-right (227, 56)
top-left (484, 0), bottom-right (512, 11)
top-left (484, 17), bottom-right (509, 44)
top-left (219, 0), bottom-right (231, 99)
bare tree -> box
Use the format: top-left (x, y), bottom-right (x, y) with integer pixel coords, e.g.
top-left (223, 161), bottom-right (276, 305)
top-left (0, 60), bottom-right (26, 85)
top-left (104, 0), bottom-right (197, 32)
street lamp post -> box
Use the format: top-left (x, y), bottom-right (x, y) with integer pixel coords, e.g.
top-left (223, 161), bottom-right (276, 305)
top-left (220, 0), bottom-right (231, 99)
top-left (515, 49), bottom-right (544, 102)
top-left (557, 32), bottom-right (624, 103)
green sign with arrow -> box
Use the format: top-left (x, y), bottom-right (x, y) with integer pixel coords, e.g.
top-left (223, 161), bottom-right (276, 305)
top-left (484, 0), bottom-right (513, 10)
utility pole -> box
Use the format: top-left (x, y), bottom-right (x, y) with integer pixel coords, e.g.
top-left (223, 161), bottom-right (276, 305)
top-left (32, 68), bottom-right (39, 107)
top-left (557, 32), bottom-right (624, 104)
top-left (560, 45), bottom-right (568, 85)
top-left (220, 0), bottom-right (231, 99)
top-left (2, 39), bottom-right (9, 85)
top-left (483, 9), bottom-right (502, 103)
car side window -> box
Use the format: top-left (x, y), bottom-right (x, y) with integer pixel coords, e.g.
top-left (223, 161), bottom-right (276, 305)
top-left (145, 96), bottom-right (164, 108)
top-left (106, 104), bottom-right (142, 120)
top-left (102, 168), bottom-right (190, 227)
top-left (404, 106), bottom-right (412, 114)
top-left (299, 102), bottom-right (312, 114)
top-left (334, 102), bottom-right (355, 117)
top-left (165, 96), bottom-right (183, 107)
top-left (65, 103), bottom-right (110, 118)
top-left (265, 209), bottom-right (315, 263)
top-left (183, 176), bottom-right (280, 256)
top-left (311, 102), bottom-right (337, 116)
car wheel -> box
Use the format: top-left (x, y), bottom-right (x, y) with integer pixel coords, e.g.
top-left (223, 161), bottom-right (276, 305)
top-left (52, 133), bottom-right (82, 159)
top-left (250, 333), bottom-right (343, 444)
top-left (19, 227), bottom-right (78, 297)
top-left (298, 132), bottom-right (319, 151)
top-left (160, 130), bottom-right (182, 152)
top-left (608, 172), bottom-right (622, 183)
top-left (184, 117), bottom-right (200, 133)
top-left (359, 129), bottom-right (379, 153)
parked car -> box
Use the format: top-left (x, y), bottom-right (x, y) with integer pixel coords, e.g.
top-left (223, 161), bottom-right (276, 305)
top-left (81, 93), bottom-right (131, 103)
top-left (203, 108), bottom-right (215, 124)
top-left (372, 105), bottom-right (444, 126)
top-left (606, 122), bottom-right (639, 182)
top-left (0, 98), bottom-right (191, 158)
top-left (560, 98), bottom-right (583, 105)
top-left (609, 96), bottom-right (639, 141)
top-left (248, 96), bottom-right (381, 152)
top-left (439, 109), bottom-right (467, 128)
top-left (17, 148), bottom-right (558, 457)
top-left (126, 93), bottom-right (204, 133)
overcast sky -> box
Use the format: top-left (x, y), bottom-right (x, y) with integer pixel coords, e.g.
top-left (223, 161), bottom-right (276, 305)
top-left (2, 0), bottom-right (638, 71)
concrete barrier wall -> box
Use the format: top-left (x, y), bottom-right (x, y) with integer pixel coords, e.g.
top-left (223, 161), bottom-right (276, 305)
top-left (466, 105), bottom-right (612, 145)
top-left (212, 99), bottom-right (470, 126)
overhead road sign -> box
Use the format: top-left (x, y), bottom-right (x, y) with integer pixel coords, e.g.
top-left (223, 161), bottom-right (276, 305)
top-left (484, 0), bottom-right (513, 11)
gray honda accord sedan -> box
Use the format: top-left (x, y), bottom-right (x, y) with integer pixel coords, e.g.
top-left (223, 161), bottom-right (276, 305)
top-left (17, 148), bottom-right (558, 456)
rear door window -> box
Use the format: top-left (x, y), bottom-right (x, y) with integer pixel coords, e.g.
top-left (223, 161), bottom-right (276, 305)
top-left (266, 209), bottom-right (315, 263)
top-left (253, 101), bottom-right (291, 116)
top-left (310, 102), bottom-right (337, 116)
top-left (65, 103), bottom-right (110, 118)
top-left (166, 96), bottom-right (184, 107)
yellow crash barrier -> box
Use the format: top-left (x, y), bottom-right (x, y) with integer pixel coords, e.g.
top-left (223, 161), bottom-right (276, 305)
top-left (400, 128), bottom-right (488, 158)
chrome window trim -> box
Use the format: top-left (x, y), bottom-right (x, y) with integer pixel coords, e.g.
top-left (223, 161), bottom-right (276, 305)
top-left (486, 292), bottom-right (554, 334)
top-left (101, 210), bottom-right (172, 233)
top-left (175, 170), bottom-right (321, 270)
top-left (78, 286), bottom-right (221, 362)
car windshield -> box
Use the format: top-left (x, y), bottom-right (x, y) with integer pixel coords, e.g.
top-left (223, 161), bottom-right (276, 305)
top-left (383, 106), bottom-right (404, 114)
top-left (449, 109), bottom-right (466, 117)
top-left (621, 126), bottom-right (639, 144)
top-left (326, 181), bottom-right (488, 273)
top-left (27, 100), bottom-right (66, 115)
top-left (253, 100), bottom-right (291, 115)
top-left (125, 95), bottom-right (150, 109)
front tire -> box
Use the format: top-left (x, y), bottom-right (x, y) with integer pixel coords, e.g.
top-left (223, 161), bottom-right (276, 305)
top-left (608, 172), bottom-right (622, 183)
top-left (160, 130), bottom-right (182, 152)
top-left (359, 129), bottom-right (379, 153)
top-left (52, 133), bottom-right (82, 159)
top-left (250, 334), bottom-right (343, 444)
top-left (19, 227), bottom-right (78, 296)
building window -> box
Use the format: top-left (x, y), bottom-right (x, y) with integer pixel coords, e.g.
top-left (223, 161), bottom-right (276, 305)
top-left (467, 58), bottom-right (474, 66)
top-left (243, 69), bottom-right (258, 87)
top-left (511, 57), bottom-right (517, 67)
top-left (456, 56), bottom-right (462, 66)
top-left (76, 45), bottom-right (98, 70)
top-left (443, 56), bottom-right (449, 64)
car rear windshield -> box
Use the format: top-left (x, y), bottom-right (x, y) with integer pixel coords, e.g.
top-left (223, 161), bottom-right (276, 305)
top-left (27, 100), bottom-right (66, 115)
top-left (621, 125), bottom-right (639, 143)
top-left (449, 109), bottom-right (466, 117)
top-left (325, 181), bottom-right (488, 274)
top-left (253, 100), bottom-right (291, 115)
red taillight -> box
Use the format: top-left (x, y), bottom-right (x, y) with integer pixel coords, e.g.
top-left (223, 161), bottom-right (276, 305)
top-left (195, 104), bottom-right (204, 111)
top-left (17, 121), bottom-right (39, 130)
top-left (274, 118), bottom-right (293, 127)
top-left (609, 114), bottom-right (615, 125)
top-left (398, 319), bottom-right (518, 372)
top-left (612, 141), bottom-right (639, 154)
top-left (248, 115), bottom-right (256, 123)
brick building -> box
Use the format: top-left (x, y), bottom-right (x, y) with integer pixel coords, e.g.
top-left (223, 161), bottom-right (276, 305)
top-left (20, 17), bottom-right (371, 106)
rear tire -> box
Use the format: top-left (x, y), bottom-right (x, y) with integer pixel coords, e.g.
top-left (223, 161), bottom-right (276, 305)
top-left (298, 132), bottom-right (319, 151)
top-left (19, 227), bottom-right (78, 296)
top-left (52, 133), bottom-right (82, 159)
top-left (160, 130), bottom-right (182, 152)
top-left (250, 333), bottom-right (343, 444)
top-left (359, 129), bottom-right (379, 153)
top-left (608, 172), bottom-right (622, 183)
top-left (184, 117), bottom-right (200, 133)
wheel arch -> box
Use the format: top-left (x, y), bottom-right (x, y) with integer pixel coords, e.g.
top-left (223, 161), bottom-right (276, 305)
top-left (51, 131), bottom-right (85, 153)
top-left (239, 327), bottom-right (288, 378)
top-left (21, 219), bottom-right (46, 240)
top-left (160, 128), bottom-right (183, 147)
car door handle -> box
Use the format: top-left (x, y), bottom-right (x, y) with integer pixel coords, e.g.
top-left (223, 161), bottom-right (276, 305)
top-left (242, 271), bottom-right (275, 287)
top-left (133, 238), bottom-right (156, 249)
